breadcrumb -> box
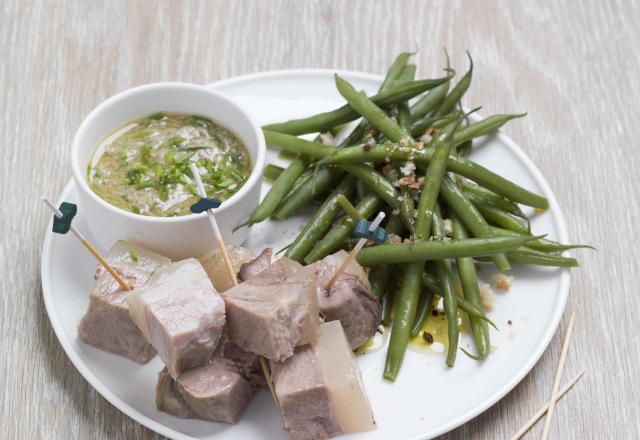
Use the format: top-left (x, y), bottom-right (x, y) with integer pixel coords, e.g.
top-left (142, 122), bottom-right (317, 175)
top-left (400, 161), bottom-right (416, 176)
top-left (479, 282), bottom-right (495, 311)
top-left (387, 233), bottom-right (402, 244)
top-left (319, 132), bottom-right (336, 147)
top-left (444, 218), bottom-right (453, 236)
top-left (420, 133), bottom-right (433, 143)
top-left (492, 273), bottom-right (513, 292)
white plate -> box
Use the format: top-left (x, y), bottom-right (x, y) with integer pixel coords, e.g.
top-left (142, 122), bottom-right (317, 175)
top-left (41, 70), bottom-right (570, 440)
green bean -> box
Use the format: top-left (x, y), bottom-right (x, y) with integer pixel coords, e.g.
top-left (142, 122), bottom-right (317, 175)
top-left (440, 175), bottom-right (511, 271)
top-left (476, 252), bottom-right (579, 267)
top-left (262, 75), bottom-right (453, 135)
top-left (414, 141), bottom-right (452, 239)
top-left (319, 144), bottom-right (549, 208)
top-left (263, 130), bottom-right (333, 159)
top-left (396, 64), bottom-right (416, 131)
top-left (488, 226), bottom-right (593, 253)
top-left (381, 272), bottom-right (398, 326)
top-left (508, 247), bottom-right (580, 267)
top-left (432, 207), bottom-right (458, 367)
top-left (451, 213), bottom-right (490, 360)
top-left (420, 272), bottom-right (494, 326)
top-left (437, 52), bottom-right (473, 116)
top-left (304, 193), bottom-right (383, 264)
top-left (469, 196), bottom-right (530, 234)
top-left (235, 156), bottom-right (307, 229)
top-left (334, 75), bottom-right (412, 143)
top-left (338, 164), bottom-right (414, 232)
top-left (410, 286), bottom-right (435, 337)
top-left (284, 175), bottom-right (356, 262)
top-left (384, 261), bottom-right (423, 380)
top-left (370, 264), bottom-right (393, 299)
top-left (456, 139), bottom-right (473, 157)
top-left (379, 52), bottom-right (412, 92)
top-left (370, 215), bottom-right (404, 301)
top-left (336, 194), bottom-right (362, 221)
top-left (263, 164), bottom-right (284, 181)
top-left (384, 134), bottom-right (452, 377)
top-left (410, 112), bottom-right (464, 138)
top-left (410, 81), bottom-right (450, 120)
top-left (452, 113), bottom-right (526, 146)
top-left (460, 178), bottom-right (525, 217)
top-left (356, 234), bottom-right (536, 266)
top-left (272, 167), bottom-right (338, 220)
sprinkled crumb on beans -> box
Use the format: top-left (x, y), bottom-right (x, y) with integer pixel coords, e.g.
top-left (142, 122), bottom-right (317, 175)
top-left (492, 273), bottom-right (513, 291)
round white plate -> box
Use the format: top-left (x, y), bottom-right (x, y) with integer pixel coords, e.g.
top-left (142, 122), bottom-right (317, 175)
top-left (41, 70), bottom-right (570, 440)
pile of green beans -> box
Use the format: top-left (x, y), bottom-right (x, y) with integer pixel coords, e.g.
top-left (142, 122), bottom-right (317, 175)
top-left (236, 51), bottom-right (589, 380)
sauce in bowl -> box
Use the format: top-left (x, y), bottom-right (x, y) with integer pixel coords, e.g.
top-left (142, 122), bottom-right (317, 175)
top-left (88, 112), bottom-right (251, 217)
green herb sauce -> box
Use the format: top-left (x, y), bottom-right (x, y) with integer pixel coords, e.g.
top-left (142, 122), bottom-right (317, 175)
top-left (88, 112), bottom-right (251, 216)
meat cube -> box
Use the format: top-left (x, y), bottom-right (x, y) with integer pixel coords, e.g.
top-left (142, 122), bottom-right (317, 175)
top-left (198, 245), bottom-right (253, 292)
top-left (238, 248), bottom-right (272, 281)
top-left (127, 259), bottom-right (225, 378)
top-left (156, 340), bottom-right (262, 424)
top-left (221, 257), bottom-right (318, 361)
top-left (78, 240), bottom-right (170, 363)
top-left (271, 320), bottom-right (376, 439)
top-left (310, 250), bottom-right (381, 349)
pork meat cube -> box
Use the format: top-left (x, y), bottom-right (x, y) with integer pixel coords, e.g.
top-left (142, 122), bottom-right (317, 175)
top-left (156, 340), bottom-right (262, 424)
top-left (238, 248), bottom-right (272, 281)
top-left (310, 250), bottom-right (381, 349)
top-left (78, 240), bottom-right (170, 363)
top-left (221, 257), bottom-right (318, 361)
top-left (127, 259), bottom-right (225, 378)
top-left (271, 320), bottom-right (376, 439)
top-left (197, 245), bottom-right (253, 292)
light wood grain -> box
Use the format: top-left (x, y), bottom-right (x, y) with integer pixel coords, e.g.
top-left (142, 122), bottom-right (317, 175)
top-left (2, 0), bottom-right (639, 439)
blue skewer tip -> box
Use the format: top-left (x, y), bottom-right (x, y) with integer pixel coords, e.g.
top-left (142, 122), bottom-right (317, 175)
top-left (353, 219), bottom-right (387, 244)
top-left (190, 197), bottom-right (222, 214)
top-left (52, 202), bottom-right (77, 234)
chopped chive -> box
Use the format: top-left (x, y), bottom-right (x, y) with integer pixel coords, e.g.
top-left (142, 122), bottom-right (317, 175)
top-left (135, 179), bottom-right (154, 189)
top-left (148, 112), bottom-right (165, 120)
top-left (133, 130), bottom-right (153, 140)
top-left (168, 136), bottom-right (185, 147)
top-left (158, 186), bottom-right (169, 201)
top-left (129, 249), bottom-right (139, 263)
top-left (217, 179), bottom-right (235, 188)
top-left (154, 164), bottom-right (164, 178)
top-left (132, 206), bottom-right (141, 214)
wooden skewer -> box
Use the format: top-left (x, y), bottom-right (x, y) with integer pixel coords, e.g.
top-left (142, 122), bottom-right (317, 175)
top-left (540, 312), bottom-right (575, 440)
top-left (189, 165), bottom-right (279, 407)
top-left (511, 369), bottom-right (585, 440)
top-left (189, 164), bottom-right (237, 286)
top-left (43, 198), bottom-right (132, 291)
top-left (324, 211), bottom-right (386, 290)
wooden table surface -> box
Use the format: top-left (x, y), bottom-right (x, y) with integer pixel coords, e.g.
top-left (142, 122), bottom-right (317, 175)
top-left (2, 1), bottom-right (639, 439)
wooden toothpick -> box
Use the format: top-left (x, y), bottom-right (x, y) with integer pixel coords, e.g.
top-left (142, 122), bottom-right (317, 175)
top-left (189, 165), bottom-right (279, 407)
top-left (540, 312), bottom-right (575, 440)
top-left (189, 164), bottom-right (238, 287)
top-left (324, 211), bottom-right (386, 291)
top-left (43, 198), bottom-right (132, 291)
top-left (511, 370), bottom-right (585, 440)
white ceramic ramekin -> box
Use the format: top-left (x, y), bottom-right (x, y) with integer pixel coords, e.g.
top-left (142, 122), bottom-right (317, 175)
top-left (71, 82), bottom-right (265, 260)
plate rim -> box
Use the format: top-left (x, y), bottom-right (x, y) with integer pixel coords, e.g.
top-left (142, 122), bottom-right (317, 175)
top-left (40, 68), bottom-right (570, 440)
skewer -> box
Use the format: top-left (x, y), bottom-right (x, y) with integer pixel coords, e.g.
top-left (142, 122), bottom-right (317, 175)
top-left (43, 198), bottom-right (131, 291)
top-left (324, 211), bottom-right (386, 290)
top-left (189, 164), bottom-right (237, 286)
top-left (511, 369), bottom-right (585, 440)
top-left (189, 164), bottom-right (279, 407)
top-left (540, 312), bottom-right (575, 440)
